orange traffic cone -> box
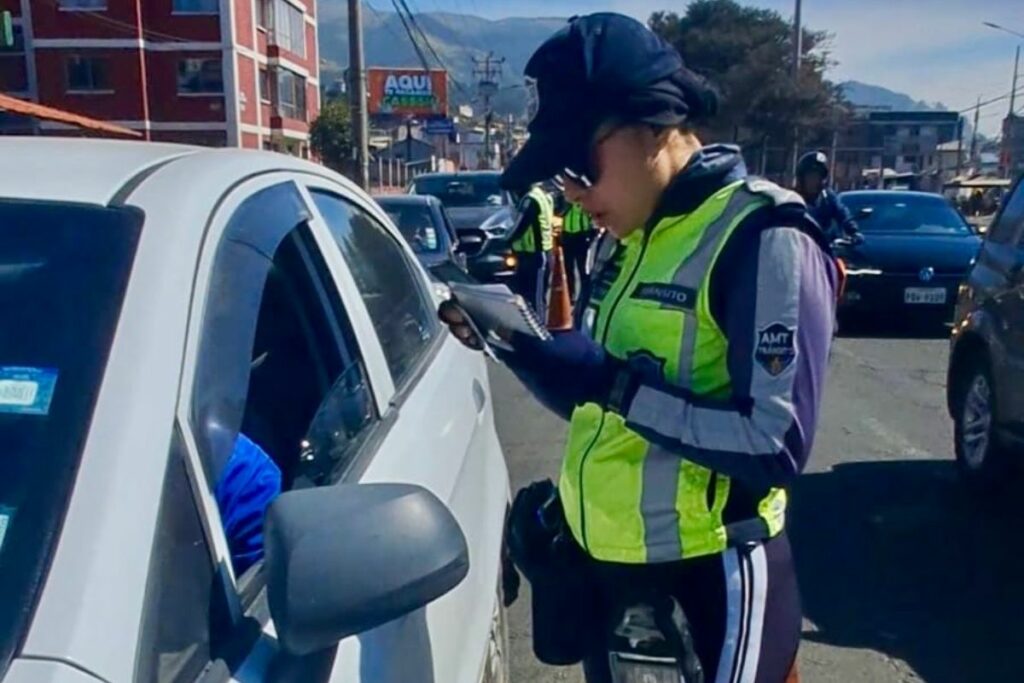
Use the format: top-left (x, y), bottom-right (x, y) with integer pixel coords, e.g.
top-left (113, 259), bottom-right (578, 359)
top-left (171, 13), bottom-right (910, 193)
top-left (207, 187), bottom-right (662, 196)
top-left (547, 232), bottom-right (574, 331)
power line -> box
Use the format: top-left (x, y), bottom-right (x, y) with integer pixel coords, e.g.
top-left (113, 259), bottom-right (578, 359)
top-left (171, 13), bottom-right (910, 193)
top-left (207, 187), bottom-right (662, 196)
top-left (395, 0), bottom-right (473, 98)
top-left (36, 0), bottom-right (199, 44)
top-left (364, 0), bottom-right (409, 47)
top-left (958, 85), bottom-right (1024, 115)
top-left (389, 0), bottom-right (432, 73)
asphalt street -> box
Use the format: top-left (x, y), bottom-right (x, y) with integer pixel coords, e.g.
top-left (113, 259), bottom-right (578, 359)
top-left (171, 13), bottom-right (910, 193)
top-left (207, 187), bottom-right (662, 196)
top-left (492, 322), bottom-right (1024, 683)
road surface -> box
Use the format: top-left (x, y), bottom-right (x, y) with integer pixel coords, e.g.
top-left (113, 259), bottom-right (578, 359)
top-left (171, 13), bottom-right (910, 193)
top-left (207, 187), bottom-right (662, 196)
top-left (492, 325), bottom-right (1024, 683)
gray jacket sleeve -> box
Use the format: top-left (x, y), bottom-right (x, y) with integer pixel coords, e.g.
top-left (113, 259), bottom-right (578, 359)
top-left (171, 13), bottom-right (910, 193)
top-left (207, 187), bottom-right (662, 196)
top-left (621, 226), bottom-right (837, 490)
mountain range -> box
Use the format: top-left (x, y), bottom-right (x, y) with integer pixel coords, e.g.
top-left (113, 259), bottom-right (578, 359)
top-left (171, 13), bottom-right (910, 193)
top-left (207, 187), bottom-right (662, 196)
top-left (317, 5), bottom-right (946, 116)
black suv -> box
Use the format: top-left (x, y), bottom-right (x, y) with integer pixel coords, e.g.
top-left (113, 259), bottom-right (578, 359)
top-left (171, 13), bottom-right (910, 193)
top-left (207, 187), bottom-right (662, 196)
top-left (948, 176), bottom-right (1024, 488)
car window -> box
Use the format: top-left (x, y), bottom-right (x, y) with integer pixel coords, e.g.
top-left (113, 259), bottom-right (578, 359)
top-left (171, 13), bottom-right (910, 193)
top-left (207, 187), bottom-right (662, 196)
top-left (376, 201), bottom-right (444, 255)
top-left (310, 190), bottom-right (441, 390)
top-left (987, 180), bottom-right (1024, 246)
top-left (441, 207), bottom-right (460, 246)
top-left (0, 200), bottom-right (142, 675)
top-left (841, 193), bottom-right (972, 234)
top-left (134, 431), bottom-right (237, 683)
top-left (410, 175), bottom-right (506, 208)
top-left (190, 183), bottom-right (378, 584)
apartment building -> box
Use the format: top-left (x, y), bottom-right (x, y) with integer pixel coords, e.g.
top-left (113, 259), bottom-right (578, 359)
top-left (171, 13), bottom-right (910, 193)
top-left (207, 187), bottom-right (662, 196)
top-left (0, 0), bottom-right (320, 153)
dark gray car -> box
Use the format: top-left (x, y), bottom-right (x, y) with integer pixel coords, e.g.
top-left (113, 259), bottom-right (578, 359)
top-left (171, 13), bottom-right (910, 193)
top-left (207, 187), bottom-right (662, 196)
top-left (408, 172), bottom-right (518, 282)
top-left (948, 176), bottom-right (1024, 490)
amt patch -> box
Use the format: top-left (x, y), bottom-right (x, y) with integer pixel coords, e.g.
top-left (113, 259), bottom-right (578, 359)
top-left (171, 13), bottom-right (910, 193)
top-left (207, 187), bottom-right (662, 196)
top-left (755, 323), bottom-right (797, 376)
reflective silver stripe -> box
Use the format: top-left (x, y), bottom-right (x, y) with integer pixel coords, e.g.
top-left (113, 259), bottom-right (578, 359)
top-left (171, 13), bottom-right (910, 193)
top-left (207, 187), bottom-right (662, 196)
top-left (638, 189), bottom-right (765, 559)
top-left (672, 187), bottom-right (764, 386)
top-left (676, 314), bottom-right (699, 391)
top-left (716, 549), bottom-right (743, 683)
top-left (641, 445), bottom-right (683, 561)
top-left (737, 545), bottom-right (768, 683)
top-left (627, 227), bottom-right (807, 456)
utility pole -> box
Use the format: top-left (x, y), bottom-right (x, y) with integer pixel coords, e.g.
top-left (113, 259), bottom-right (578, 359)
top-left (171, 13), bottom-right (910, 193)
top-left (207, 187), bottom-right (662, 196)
top-left (1008, 46), bottom-right (1021, 178)
top-left (969, 96), bottom-right (981, 165)
top-left (473, 52), bottom-right (505, 169)
top-left (1011, 46), bottom-right (1021, 116)
top-left (955, 109), bottom-right (966, 178)
top-left (348, 0), bottom-right (370, 190)
top-left (789, 0), bottom-right (803, 181)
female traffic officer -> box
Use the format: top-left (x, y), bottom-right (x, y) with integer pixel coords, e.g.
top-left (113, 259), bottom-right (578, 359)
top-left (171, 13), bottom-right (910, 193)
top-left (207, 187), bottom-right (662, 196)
top-left (442, 13), bottom-right (838, 683)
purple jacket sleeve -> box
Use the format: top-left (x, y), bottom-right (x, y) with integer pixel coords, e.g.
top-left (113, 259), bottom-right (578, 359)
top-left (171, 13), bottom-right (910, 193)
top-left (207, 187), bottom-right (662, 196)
top-left (622, 225), bottom-right (837, 490)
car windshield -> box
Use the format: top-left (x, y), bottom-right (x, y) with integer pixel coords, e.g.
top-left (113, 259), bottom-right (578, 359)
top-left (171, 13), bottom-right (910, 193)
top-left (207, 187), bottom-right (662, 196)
top-left (411, 175), bottom-right (505, 208)
top-left (377, 201), bottom-right (444, 254)
top-left (842, 194), bottom-right (972, 235)
top-left (0, 200), bottom-right (141, 673)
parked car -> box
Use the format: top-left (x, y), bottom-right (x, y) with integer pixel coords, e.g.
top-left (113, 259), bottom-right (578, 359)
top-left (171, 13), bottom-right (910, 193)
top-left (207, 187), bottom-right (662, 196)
top-left (409, 172), bottom-right (518, 282)
top-left (834, 191), bottom-right (982, 326)
top-left (948, 176), bottom-right (1024, 489)
top-left (0, 138), bottom-right (510, 683)
top-left (372, 194), bottom-right (473, 283)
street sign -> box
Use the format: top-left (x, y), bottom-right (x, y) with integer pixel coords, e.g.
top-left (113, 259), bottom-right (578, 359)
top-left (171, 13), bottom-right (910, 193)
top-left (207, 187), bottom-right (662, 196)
top-left (424, 117), bottom-right (455, 136)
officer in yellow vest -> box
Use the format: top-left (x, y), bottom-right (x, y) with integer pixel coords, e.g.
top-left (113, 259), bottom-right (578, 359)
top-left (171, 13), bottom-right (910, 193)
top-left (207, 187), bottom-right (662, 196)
top-left (508, 182), bottom-right (555, 319)
top-left (441, 14), bottom-right (837, 683)
top-left (561, 201), bottom-right (595, 302)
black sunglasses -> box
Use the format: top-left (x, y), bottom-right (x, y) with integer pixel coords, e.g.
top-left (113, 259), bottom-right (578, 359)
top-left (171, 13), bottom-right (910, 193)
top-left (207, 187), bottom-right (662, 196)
top-left (558, 125), bottom-right (621, 189)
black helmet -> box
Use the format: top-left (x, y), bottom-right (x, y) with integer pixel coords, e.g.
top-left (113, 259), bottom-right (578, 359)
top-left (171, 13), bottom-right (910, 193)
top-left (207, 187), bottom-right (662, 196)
top-left (797, 151), bottom-right (829, 179)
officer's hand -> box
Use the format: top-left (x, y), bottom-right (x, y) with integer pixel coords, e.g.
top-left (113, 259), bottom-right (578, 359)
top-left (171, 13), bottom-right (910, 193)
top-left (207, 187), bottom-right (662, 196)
top-left (438, 300), bottom-right (486, 351)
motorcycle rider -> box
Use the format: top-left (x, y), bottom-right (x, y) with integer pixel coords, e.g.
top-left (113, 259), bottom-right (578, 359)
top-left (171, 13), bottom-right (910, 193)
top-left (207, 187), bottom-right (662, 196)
top-left (441, 13), bottom-right (837, 682)
top-left (794, 151), bottom-right (860, 242)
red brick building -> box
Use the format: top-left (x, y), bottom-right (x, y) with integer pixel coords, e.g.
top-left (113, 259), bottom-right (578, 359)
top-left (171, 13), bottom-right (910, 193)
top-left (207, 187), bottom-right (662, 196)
top-left (0, 0), bottom-right (320, 153)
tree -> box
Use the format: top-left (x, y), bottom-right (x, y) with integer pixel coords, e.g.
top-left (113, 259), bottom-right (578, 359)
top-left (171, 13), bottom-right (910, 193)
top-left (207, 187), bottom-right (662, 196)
top-left (310, 98), bottom-right (354, 174)
top-left (650, 1), bottom-right (849, 163)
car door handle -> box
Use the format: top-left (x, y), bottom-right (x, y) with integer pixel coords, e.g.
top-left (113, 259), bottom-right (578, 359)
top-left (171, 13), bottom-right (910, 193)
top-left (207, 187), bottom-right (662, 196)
top-left (472, 379), bottom-right (486, 414)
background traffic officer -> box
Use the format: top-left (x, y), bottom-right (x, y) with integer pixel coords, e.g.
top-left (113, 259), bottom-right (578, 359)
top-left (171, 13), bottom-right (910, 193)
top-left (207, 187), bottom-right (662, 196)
top-left (560, 201), bottom-right (595, 303)
top-left (508, 182), bottom-right (555, 319)
top-left (794, 151), bottom-right (860, 242)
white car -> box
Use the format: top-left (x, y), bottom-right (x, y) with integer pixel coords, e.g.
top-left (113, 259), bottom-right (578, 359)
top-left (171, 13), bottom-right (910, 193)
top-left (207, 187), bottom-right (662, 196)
top-left (0, 139), bottom-right (510, 683)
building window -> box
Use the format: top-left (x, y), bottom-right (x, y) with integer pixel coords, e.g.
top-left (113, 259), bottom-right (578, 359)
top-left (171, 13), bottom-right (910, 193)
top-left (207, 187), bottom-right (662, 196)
top-left (275, 68), bottom-right (306, 120)
top-left (269, 0), bottom-right (305, 57)
top-left (259, 68), bottom-right (272, 103)
top-left (66, 55), bottom-right (110, 93)
top-left (257, 0), bottom-right (270, 29)
top-left (172, 0), bottom-right (218, 13)
top-left (178, 59), bottom-right (223, 95)
top-left (0, 26), bottom-right (26, 92)
top-left (58, 0), bottom-right (106, 9)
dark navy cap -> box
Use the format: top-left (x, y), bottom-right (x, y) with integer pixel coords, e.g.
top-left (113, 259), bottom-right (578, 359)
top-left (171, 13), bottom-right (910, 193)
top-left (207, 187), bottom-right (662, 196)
top-left (502, 13), bottom-right (716, 190)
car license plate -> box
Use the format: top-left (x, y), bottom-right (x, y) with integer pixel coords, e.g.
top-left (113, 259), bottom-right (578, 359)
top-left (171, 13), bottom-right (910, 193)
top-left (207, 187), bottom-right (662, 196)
top-left (904, 287), bottom-right (946, 305)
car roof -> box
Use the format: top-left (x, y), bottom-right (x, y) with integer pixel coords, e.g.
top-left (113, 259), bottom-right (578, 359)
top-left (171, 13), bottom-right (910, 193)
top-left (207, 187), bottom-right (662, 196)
top-left (839, 190), bottom-right (947, 200)
top-left (414, 171), bottom-right (501, 179)
top-left (0, 137), bottom-right (343, 208)
top-left (373, 194), bottom-right (440, 207)
top-left (0, 137), bottom-right (203, 204)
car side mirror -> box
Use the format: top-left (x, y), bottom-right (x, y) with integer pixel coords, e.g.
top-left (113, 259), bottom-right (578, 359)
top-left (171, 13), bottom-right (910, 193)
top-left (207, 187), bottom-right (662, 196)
top-left (264, 483), bottom-right (469, 656)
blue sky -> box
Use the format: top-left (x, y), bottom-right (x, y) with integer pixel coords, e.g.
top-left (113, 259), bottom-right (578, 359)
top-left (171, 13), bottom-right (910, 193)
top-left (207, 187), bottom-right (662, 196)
top-left (402, 0), bottom-right (1023, 135)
